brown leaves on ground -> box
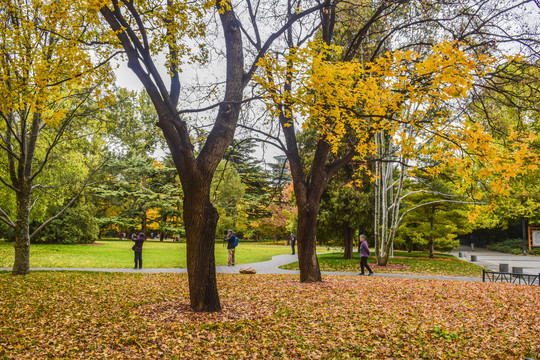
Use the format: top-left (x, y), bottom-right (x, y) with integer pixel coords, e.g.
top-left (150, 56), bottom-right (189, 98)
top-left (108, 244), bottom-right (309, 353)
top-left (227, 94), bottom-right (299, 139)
top-left (0, 272), bottom-right (539, 359)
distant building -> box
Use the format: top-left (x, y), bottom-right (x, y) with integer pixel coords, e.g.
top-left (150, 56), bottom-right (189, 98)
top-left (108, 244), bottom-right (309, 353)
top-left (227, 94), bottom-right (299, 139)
top-left (273, 155), bottom-right (290, 175)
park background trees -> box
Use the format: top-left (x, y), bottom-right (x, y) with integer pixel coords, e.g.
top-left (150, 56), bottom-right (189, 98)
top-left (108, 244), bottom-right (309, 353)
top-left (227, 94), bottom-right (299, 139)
top-left (0, 0), bottom-right (538, 314)
top-left (0, 0), bottom-right (113, 274)
top-left (252, 0), bottom-right (540, 274)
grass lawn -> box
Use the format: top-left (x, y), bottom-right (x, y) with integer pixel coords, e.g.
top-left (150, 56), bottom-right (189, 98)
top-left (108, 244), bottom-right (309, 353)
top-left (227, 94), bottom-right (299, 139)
top-left (0, 240), bottom-right (296, 268)
top-left (281, 251), bottom-right (485, 277)
top-left (0, 272), bottom-right (538, 359)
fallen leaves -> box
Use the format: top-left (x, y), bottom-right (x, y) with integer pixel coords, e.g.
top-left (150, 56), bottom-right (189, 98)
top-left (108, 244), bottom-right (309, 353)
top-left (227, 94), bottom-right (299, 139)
top-left (0, 272), bottom-right (538, 359)
top-left (139, 299), bottom-right (275, 325)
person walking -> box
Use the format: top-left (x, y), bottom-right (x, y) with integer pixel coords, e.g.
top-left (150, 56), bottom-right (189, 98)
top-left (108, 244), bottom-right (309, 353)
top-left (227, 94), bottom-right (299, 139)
top-left (290, 232), bottom-right (297, 255)
top-left (358, 234), bottom-right (373, 276)
top-left (225, 229), bottom-right (237, 266)
top-left (132, 232), bottom-right (146, 269)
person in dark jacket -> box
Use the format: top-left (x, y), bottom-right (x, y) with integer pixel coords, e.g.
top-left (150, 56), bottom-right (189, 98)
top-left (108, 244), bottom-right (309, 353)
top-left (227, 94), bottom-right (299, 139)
top-left (290, 232), bottom-right (296, 255)
top-left (358, 234), bottom-right (373, 276)
top-left (225, 229), bottom-right (236, 266)
top-left (132, 232), bottom-right (146, 269)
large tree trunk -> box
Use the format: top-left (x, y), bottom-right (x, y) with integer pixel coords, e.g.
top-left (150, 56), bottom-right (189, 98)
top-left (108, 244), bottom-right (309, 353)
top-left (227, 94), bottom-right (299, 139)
top-left (343, 222), bottom-right (353, 259)
top-left (183, 179), bottom-right (221, 312)
top-left (297, 201), bottom-right (322, 283)
top-left (12, 185), bottom-right (32, 275)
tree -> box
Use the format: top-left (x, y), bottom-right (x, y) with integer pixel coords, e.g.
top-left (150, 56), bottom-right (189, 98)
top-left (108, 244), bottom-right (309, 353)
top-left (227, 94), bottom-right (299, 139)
top-left (93, 0), bottom-right (326, 311)
top-left (316, 166), bottom-right (372, 258)
top-left (0, 0), bottom-right (112, 275)
top-left (90, 89), bottom-right (181, 238)
top-left (468, 60), bottom-right (540, 225)
top-left (396, 176), bottom-right (474, 255)
top-left (254, 0), bottom-right (540, 279)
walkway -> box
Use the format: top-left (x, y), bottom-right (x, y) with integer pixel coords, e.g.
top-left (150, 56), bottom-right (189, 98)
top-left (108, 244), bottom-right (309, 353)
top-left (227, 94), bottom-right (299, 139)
top-left (450, 245), bottom-right (540, 275)
top-left (2, 247), bottom-right (539, 283)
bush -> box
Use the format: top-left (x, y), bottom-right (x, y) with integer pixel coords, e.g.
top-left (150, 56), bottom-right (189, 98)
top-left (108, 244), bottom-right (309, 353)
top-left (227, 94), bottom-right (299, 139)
top-left (487, 238), bottom-right (525, 255)
top-left (33, 204), bottom-right (98, 244)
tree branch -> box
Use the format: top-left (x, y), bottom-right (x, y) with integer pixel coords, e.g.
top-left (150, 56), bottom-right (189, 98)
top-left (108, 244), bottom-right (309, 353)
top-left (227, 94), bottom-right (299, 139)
top-left (243, 1), bottom-right (329, 85)
top-left (0, 173), bottom-right (19, 193)
top-left (0, 208), bottom-right (15, 229)
top-left (175, 96), bottom-right (263, 115)
top-left (30, 159), bottom-right (109, 239)
top-left (397, 199), bottom-right (488, 226)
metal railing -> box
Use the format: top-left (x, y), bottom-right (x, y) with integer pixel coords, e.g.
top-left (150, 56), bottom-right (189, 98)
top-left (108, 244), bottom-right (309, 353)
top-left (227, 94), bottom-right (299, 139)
top-left (482, 270), bottom-right (540, 285)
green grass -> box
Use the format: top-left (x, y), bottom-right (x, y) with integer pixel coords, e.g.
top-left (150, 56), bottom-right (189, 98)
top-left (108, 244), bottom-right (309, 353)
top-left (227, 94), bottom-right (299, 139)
top-left (0, 240), bottom-right (295, 268)
top-left (0, 240), bottom-right (483, 277)
top-left (281, 250), bottom-right (485, 277)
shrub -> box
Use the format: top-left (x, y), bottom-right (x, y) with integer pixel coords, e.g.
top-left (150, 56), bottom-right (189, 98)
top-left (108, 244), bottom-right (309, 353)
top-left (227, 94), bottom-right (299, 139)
top-left (487, 238), bottom-right (524, 254)
top-left (33, 204), bottom-right (98, 244)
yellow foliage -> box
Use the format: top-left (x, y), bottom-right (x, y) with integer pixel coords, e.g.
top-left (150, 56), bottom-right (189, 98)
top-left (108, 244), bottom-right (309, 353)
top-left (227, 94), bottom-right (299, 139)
top-left (255, 39), bottom-right (539, 201)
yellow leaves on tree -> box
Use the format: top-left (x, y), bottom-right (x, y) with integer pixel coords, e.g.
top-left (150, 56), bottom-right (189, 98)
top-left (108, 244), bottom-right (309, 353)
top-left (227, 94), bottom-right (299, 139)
top-left (255, 41), bottom-right (490, 161)
top-left (0, 0), bottom-right (113, 124)
top-left (256, 40), bottom-right (538, 207)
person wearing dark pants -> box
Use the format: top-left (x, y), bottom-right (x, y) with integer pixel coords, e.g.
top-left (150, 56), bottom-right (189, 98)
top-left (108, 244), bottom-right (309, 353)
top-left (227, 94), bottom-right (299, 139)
top-left (132, 233), bottom-right (146, 269)
top-left (358, 234), bottom-right (373, 276)
top-left (290, 232), bottom-right (296, 255)
top-left (134, 251), bottom-right (142, 269)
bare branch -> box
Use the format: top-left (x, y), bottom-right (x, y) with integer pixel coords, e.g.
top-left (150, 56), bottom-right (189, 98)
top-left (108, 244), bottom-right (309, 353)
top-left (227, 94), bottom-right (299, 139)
top-left (243, 1), bottom-right (329, 85)
top-left (0, 173), bottom-right (19, 193)
top-left (397, 199), bottom-right (488, 226)
top-left (30, 159), bottom-right (109, 239)
top-left (236, 123), bottom-right (286, 152)
top-left (29, 195), bottom-right (40, 211)
top-left (175, 96), bottom-right (263, 115)
top-left (0, 208), bottom-right (15, 228)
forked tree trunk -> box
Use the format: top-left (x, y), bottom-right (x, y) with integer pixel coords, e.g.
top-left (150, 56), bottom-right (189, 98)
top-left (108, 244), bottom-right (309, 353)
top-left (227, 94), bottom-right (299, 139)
top-left (377, 240), bottom-right (393, 266)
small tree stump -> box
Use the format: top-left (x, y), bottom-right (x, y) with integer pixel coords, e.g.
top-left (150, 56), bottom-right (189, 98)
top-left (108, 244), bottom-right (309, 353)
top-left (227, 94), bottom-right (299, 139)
top-left (239, 267), bottom-right (257, 274)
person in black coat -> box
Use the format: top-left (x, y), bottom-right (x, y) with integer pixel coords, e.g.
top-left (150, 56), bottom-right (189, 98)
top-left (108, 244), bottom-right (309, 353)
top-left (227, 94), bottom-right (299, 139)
top-left (132, 233), bottom-right (146, 269)
top-left (225, 229), bottom-right (236, 266)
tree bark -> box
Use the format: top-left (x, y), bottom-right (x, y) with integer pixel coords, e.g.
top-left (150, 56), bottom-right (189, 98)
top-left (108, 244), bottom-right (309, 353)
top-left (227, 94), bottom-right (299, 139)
top-left (99, 1), bottom-right (246, 312)
top-left (429, 205), bottom-right (435, 259)
top-left (183, 177), bottom-right (221, 312)
top-left (12, 184), bottom-right (32, 275)
top-left (297, 201), bottom-right (322, 282)
top-left (343, 222), bottom-right (353, 259)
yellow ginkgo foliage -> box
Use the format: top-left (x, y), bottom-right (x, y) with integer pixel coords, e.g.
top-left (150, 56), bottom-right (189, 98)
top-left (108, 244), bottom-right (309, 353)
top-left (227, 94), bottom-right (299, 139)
top-left (255, 40), bottom-right (538, 199)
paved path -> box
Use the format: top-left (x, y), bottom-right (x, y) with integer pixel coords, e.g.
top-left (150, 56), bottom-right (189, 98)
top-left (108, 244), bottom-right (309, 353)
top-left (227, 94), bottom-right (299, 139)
top-left (2, 247), bottom-right (539, 283)
top-left (450, 245), bottom-right (540, 275)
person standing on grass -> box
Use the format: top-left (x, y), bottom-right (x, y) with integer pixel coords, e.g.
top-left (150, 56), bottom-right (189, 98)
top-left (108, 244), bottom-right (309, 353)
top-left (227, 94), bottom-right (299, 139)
top-left (225, 229), bottom-right (237, 266)
top-left (290, 232), bottom-right (297, 255)
top-left (132, 232), bottom-right (146, 269)
top-left (358, 234), bottom-right (373, 276)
